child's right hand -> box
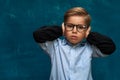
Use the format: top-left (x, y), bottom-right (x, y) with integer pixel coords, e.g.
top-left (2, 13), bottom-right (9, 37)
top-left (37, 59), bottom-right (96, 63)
top-left (62, 23), bottom-right (65, 35)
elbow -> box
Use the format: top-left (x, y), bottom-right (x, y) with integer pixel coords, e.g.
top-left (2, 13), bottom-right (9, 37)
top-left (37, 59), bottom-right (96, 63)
top-left (33, 31), bottom-right (38, 42)
top-left (33, 31), bottom-right (45, 43)
top-left (101, 42), bottom-right (116, 55)
top-left (33, 31), bottom-right (40, 43)
top-left (109, 42), bottom-right (116, 54)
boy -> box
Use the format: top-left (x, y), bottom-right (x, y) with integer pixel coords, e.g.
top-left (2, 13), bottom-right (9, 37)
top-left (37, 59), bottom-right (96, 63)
top-left (33, 7), bottom-right (116, 80)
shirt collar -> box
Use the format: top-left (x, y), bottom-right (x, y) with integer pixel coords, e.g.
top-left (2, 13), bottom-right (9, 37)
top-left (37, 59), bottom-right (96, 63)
top-left (62, 38), bottom-right (86, 47)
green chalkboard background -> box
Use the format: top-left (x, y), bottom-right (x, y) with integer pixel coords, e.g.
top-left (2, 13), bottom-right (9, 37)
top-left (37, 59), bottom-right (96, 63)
top-left (0, 0), bottom-right (119, 80)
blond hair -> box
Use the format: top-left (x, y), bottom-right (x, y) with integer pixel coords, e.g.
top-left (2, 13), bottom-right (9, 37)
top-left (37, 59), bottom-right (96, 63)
top-left (64, 7), bottom-right (91, 27)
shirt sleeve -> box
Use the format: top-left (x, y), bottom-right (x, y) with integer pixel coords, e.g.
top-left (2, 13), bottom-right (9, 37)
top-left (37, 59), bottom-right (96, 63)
top-left (91, 45), bottom-right (108, 57)
top-left (33, 25), bottom-right (62, 57)
top-left (38, 41), bottom-right (54, 56)
top-left (38, 39), bottom-right (59, 57)
top-left (87, 32), bottom-right (116, 56)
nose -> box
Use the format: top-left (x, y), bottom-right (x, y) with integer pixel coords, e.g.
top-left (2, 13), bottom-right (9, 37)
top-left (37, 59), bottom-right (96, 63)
top-left (72, 26), bottom-right (77, 33)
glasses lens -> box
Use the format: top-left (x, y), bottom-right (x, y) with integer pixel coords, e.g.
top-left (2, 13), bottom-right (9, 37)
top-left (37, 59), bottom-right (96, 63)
top-left (77, 25), bottom-right (87, 32)
top-left (65, 24), bottom-right (74, 31)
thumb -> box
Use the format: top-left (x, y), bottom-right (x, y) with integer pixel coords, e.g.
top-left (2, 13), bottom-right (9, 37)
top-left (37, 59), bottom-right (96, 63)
top-left (85, 26), bottom-right (91, 38)
top-left (62, 23), bottom-right (65, 35)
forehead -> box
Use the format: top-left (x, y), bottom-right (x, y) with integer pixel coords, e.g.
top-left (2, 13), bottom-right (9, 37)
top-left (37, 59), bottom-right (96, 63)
top-left (65, 16), bottom-right (86, 25)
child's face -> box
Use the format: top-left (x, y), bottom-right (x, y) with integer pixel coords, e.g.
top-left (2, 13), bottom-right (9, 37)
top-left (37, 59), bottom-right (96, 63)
top-left (64, 16), bottom-right (89, 45)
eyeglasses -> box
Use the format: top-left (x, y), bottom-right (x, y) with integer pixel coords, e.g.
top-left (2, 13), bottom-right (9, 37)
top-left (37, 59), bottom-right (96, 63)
top-left (64, 23), bottom-right (88, 32)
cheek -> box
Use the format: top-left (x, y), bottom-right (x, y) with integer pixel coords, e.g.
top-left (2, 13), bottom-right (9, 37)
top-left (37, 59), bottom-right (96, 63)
top-left (76, 33), bottom-right (87, 42)
top-left (77, 34), bottom-right (85, 40)
top-left (81, 33), bottom-right (86, 38)
top-left (64, 31), bottom-right (71, 37)
top-left (79, 31), bottom-right (86, 38)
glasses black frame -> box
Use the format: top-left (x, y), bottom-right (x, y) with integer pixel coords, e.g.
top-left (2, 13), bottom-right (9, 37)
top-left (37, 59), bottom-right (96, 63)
top-left (64, 23), bottom-right (88, 32)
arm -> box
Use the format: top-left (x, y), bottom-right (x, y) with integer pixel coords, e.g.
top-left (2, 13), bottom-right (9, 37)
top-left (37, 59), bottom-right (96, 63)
top-left (33, 25), bottom-right (62, 43)
top-left (87, 32), bottom-right (116, 55)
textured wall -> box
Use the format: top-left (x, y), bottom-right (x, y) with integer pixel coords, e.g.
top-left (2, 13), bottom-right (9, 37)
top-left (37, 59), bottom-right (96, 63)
top-left (0, 0), bottom-right (119, 80)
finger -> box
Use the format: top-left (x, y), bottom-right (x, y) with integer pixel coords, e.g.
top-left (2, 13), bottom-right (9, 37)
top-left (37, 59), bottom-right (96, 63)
top-left (62, 23), bottom-right (65, 35)
top-left (85, 26), bottom-right (91, 38)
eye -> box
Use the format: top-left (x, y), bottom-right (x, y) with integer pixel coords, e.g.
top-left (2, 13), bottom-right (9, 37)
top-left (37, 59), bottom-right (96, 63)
top-left (77, 25), bottom-right (85, 29)
top-left (66, 24), bottom-right (74, 28)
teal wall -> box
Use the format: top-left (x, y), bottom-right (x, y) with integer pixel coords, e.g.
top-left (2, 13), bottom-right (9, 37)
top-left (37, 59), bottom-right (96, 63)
top-left (0, 0), bottom-right (119, 80)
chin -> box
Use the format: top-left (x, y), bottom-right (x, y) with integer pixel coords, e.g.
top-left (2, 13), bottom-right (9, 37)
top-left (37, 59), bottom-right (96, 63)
top-left (70, 42), bottom-right (80, 45)
top-left (72, 43), bottom-right (78, 45)
top-left (70, 40), bottom-right (82, 44)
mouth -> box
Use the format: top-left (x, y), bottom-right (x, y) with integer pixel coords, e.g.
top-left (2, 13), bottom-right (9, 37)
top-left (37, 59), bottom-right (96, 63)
top-left (70, 36), bottom-right (78, 40)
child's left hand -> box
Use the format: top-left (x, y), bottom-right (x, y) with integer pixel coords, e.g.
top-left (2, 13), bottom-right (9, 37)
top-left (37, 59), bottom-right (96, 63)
top-left (85, 26), bottom-right (91, 38)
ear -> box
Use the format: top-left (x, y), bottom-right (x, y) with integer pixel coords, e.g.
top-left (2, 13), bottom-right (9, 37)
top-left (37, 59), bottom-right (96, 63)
top-left (85, 26), bottom-right (91, 38)
top-left (62, 22), bottom-right (65, 35)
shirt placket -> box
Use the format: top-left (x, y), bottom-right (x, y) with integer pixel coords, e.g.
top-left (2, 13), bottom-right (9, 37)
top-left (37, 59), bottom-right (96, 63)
top-left (69, 46), bottom-right (76, 80)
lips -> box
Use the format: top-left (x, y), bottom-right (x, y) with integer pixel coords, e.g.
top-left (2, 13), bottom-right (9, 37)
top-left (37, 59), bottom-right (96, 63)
top-left (70, 35), bottom-right (78, 40)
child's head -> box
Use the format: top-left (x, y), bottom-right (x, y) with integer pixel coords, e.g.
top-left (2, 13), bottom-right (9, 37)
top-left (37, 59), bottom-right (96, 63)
top-left (62, 7), bottom-right (91, 45)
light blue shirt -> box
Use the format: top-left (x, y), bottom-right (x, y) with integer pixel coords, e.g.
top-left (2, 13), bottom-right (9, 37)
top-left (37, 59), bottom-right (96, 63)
top-left (39, 38), bottom-right (107, 80)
